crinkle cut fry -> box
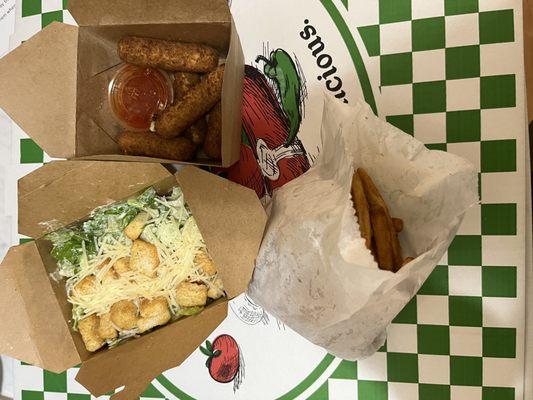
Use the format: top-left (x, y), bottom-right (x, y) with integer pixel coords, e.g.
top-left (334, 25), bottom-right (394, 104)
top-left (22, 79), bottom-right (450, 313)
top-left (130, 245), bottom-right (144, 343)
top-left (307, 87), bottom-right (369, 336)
top-left (357, 168), bottom-right (403, 271)
top-left (351, 170), bottom-right (373, 251)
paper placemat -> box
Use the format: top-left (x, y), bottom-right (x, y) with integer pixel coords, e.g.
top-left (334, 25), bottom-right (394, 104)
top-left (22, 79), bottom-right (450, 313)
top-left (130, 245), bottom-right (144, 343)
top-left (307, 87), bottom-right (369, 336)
top-left (4, 0), bottom-right (528, 399)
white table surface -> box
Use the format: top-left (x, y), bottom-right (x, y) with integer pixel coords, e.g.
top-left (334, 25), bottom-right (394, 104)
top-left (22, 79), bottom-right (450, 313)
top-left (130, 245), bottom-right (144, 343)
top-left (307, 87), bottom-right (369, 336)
top-left (0, 1), bottom-right (531, 400)
top-left (0, 0), bottom-right (16, 397)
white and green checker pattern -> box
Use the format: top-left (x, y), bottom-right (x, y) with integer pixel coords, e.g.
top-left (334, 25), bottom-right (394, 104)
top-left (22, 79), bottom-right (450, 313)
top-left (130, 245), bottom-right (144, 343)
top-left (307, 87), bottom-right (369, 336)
top-left (14, 363), bottom-right (168, 400)
top-left (14, 0), bottom-right (74, 41)
top-left (5, 0), bottom-right (529, 399)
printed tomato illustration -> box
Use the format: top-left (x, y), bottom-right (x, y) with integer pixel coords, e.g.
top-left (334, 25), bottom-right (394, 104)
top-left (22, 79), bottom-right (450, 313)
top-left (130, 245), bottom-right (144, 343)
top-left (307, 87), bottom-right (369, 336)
top-left (200, 334), bottom-right (244, 390)
top-left (222, 48), bottom-right (310, 198)
top-left (226, 133), bottom-right (266, 198)
top-left (243, 64), bottom-right (309, 192)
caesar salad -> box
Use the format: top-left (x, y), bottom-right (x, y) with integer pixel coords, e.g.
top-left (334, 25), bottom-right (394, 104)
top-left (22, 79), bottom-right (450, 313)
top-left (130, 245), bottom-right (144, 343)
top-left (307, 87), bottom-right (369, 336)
top-left (47, 186), bottom-right (224, 352)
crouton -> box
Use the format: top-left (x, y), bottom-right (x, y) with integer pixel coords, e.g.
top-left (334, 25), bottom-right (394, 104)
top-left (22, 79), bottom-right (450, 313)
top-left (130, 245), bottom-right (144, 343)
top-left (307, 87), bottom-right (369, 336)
top-left (78, 314), bottom-right (104, 352)
top-left (96, 259), bottom-right (117, 284)
top-left (175, 281), bottom-right (208, 307)
top-left (114, 257), bottom-right (131, 276)
top-left (74, 275), bottom-right (96, 296)
top-left (97, 258), bottom-right (110, 270)
top-left (110, 300), bottom-right (138, 330)
top-left (137, 297), bottom-right (171, 333)
top-left (130, 240), bottom-right (159, 278)
top-left (207, 277), bottom-right (224, 300)
top-left (97, 312), bottom-right (117, 340)
top-left (195, 250), bottom-right (217, 276)
top-left (124, 211), bottom-right (150, 240)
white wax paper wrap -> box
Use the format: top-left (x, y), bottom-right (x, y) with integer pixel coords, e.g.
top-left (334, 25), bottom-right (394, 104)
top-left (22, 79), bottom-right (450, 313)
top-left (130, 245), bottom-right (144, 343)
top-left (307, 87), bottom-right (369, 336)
top-left (248, 95), bottom-right (479, 360)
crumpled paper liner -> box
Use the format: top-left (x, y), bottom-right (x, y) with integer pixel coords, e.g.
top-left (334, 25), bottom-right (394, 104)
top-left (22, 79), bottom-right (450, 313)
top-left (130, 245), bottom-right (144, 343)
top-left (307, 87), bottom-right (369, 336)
top-left (249, 95), bottom-right (478, 360)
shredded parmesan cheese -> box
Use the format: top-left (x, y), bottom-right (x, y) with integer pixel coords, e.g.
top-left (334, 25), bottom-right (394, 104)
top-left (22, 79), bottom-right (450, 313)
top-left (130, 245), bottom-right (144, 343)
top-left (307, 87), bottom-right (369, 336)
top-left (50, 187), bottom-right (223, 341)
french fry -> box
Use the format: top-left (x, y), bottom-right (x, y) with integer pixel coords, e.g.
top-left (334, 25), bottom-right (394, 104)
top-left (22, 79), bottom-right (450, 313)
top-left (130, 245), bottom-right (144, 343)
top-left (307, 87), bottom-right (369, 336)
top-left (392, 218), bottom-right (403, 232)
top-left (391, 239), bottom-right (404, 272)
top-left (351, 170), bottom-right (372, 250)
top-left (370, 208), bottom-right (395, 271)
top-left (370, 237), bottom-right (378, 259)
top-left (401, 257), bottom-right (414, 267)
top-left (357, 168), bottom-right (403, 271)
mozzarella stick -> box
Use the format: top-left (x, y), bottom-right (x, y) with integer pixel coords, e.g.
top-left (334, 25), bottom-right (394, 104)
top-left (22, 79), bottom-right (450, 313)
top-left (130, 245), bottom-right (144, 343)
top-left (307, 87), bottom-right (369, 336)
top-left (204, 102), bottom-right (222, 160)
top-left (173, 72), bottom-right (201, 99)
top-left (357, 168), bottom-right (403, 270)
top-left (118, 131), bottom-right (195, 161)
top-left (156, 65), bottom-right (224, 137)
top-left (173, 72), bottom-right (207, 147)
top-left (118, 36), bottom-right (218, 73)
top-left (185, 118), bottom-right (207, 147)
top-left (351, 170), bottom-right (372, 250)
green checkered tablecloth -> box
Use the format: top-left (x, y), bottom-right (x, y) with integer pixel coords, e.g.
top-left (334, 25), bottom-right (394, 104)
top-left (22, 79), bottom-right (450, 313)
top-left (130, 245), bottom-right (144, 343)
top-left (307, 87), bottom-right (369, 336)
top-left (4, 0), bottom-right (528, 399)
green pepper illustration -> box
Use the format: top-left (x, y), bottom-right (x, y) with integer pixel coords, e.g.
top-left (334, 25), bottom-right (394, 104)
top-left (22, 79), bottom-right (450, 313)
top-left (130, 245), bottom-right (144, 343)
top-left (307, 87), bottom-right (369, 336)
top-left (256, 49), bottom-right (302, 146)
top-left (241, 127), bottom-right (251, 146)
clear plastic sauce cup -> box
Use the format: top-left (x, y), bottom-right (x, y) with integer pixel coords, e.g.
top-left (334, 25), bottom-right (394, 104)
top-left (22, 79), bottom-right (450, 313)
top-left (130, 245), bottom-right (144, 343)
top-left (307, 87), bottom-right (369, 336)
top-left (108, 63), bottom-right (174, 131)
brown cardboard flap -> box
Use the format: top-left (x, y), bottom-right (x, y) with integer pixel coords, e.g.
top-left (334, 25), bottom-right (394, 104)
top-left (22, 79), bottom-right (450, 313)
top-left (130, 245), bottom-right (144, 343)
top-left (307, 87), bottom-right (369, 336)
top-left (176, 167), bottom-right (267, 298)
top-left (0, 254), bottom-right (40, 366)
top-left (0, 22), bottom-right (78, 158)
top-left (221, 18), bottom-right (245, 167)
top-left (76, 153), bottom-right (223, 166)
top-left (69, 0), bottom-right (230, 27)
top-left (0, 242), bottom-right (80, 372)
top-left (76, 300), bottom-right (228, 399)
top-left (18, 161), bottom-right (171, 239)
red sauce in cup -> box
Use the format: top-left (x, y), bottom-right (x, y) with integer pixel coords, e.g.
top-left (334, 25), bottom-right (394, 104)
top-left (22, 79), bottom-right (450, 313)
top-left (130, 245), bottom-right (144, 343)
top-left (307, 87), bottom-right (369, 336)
top-left (108, 64), bottom-right (173, 130)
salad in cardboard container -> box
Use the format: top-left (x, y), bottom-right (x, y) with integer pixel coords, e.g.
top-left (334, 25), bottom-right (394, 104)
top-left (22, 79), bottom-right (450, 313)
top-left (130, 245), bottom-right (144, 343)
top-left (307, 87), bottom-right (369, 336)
top-left (0, 162), bottom-right (266, 399)
top-left (47, 186), bottom-right (225, 352)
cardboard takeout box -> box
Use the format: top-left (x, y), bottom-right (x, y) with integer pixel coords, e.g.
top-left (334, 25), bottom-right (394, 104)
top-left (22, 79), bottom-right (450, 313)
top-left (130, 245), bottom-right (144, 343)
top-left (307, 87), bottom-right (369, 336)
top-left (0, 0), bottom-right (244, 167)
top-left (0, 161), bottom-right (266, 399)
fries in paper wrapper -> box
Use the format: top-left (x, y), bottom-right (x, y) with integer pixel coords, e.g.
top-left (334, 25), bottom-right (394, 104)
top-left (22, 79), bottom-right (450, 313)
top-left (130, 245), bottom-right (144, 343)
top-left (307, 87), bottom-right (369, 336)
top-left (249, 95), bottom-right (478, 360)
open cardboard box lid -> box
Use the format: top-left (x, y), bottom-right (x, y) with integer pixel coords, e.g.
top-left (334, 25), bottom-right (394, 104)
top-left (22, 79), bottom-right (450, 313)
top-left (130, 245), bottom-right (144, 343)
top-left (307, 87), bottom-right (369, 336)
top-left (1, 161), bottom-right (266, 398)
top-left (0, 0), bottom-right (244, 167)
top-left (68, 0), bottom-right (231, 26)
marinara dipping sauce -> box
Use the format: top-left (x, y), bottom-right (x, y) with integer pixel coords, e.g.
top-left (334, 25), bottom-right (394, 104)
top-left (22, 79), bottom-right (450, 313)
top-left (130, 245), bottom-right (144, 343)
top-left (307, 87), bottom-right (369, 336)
top-left (108, 63), bottom-right (173, 130)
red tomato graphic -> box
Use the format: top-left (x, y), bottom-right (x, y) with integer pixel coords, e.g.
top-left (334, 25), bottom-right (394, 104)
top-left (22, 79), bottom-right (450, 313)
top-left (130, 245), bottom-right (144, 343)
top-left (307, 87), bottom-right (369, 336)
top-left (221, 60), bottom-right (310, 198)
top-left (201, 334), bottom-right (241, 384)
top-left (242, 65), bottom-right (310, 195)
top-left (226, 142), bottom-right (266, 198)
